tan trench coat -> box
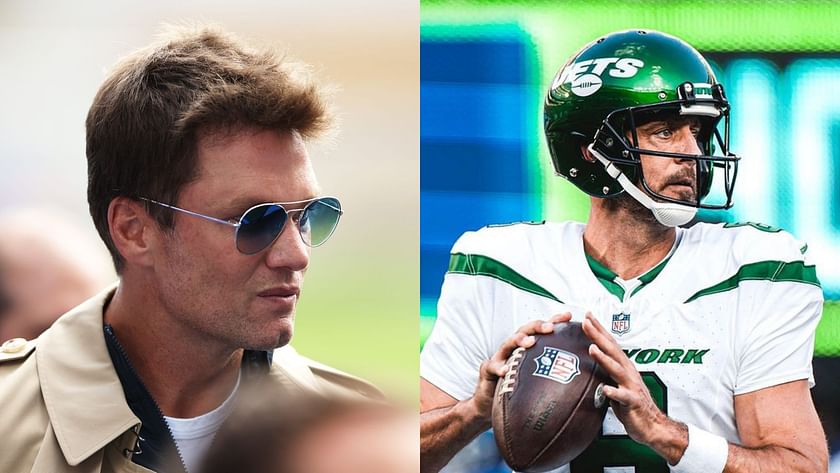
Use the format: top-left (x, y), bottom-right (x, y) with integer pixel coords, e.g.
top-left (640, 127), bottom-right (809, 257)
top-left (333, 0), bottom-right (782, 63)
top-left (0, 286), bottom-right (380, 472)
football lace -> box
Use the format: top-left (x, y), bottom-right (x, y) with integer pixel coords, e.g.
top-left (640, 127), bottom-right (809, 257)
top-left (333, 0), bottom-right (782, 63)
top-left (499, 347), bottom-right (526, 395)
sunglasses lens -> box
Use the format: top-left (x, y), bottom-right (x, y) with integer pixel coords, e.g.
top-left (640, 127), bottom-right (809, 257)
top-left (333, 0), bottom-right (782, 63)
top-left (300, 197), bottom-right (342, 247)
top-left (236, 204), bottom-right (288, 254)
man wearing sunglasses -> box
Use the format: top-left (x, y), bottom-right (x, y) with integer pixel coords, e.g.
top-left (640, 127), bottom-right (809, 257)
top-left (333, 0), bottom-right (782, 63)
top-left (0, 26), bottom-right (378, 473)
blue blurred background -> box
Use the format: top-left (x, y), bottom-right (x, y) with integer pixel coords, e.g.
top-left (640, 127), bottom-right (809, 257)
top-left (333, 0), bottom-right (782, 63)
top-left (420, 1), bottom-right (840, 471)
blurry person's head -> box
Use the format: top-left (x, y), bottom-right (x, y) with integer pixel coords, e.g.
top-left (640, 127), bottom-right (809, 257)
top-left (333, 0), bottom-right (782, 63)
top-left (201, 391), bottom-right (418, 473)
top-left (0, 208), bottom-right (115, 340)
top-left (87, 25), bottom-right (339, 351)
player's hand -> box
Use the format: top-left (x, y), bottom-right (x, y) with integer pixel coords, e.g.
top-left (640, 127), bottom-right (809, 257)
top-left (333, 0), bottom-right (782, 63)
top-left (469, 313), bottom-right (572, 420)
top-left (581, 312), bottom-right (671, 447)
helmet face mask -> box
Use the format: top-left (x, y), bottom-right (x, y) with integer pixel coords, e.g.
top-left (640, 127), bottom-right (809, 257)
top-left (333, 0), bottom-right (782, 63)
top-left (544, 29), bottom-right (741, 224)
top-left (592, 82), bottom-right (739, 210)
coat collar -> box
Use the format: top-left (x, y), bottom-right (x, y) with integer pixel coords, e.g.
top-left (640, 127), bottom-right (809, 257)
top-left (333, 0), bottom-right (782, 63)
top-left (36, 283), bottom-right (139, 466)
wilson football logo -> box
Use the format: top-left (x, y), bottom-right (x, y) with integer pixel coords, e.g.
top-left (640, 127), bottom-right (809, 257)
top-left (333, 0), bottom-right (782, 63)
top-left (552, 57), bottom-right (645, 97)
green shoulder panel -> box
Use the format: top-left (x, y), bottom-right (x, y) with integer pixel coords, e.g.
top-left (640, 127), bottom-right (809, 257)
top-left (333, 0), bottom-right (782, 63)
top-left (685, 260), bottom-right (820, 303)
top-left (448, 253), bottom-right (562, 303)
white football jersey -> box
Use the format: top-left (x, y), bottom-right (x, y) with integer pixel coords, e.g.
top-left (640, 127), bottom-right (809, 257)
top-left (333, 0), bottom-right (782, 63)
top-left (421, 221), bottom-right (823, 473)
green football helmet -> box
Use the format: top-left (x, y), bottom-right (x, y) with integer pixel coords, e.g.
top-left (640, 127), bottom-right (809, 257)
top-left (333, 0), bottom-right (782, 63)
top-left (544, 29), bottom-right (739, 226)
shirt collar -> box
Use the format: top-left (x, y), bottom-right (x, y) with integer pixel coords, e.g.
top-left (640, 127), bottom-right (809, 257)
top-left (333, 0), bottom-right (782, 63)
top-left (585, 228), bottom-right (682, 301)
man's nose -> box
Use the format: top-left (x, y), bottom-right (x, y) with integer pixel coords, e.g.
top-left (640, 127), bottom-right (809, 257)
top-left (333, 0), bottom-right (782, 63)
top-left (264, 219), bottom-right (310, 271)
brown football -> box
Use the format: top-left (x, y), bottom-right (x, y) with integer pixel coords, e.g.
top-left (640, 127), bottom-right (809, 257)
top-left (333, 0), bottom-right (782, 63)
top-left (492, 322), bottom-right (610, 472)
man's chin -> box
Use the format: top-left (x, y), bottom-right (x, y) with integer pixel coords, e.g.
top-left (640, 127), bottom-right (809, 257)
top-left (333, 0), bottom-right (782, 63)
top-left (268, 332), bottom-right (293, 350)
top-left (244, 320), bottom-right (294, 351)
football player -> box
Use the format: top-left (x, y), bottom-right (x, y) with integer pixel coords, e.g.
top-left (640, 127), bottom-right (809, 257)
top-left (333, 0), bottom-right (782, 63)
top-left (420, 30), bottom-right (827, 473)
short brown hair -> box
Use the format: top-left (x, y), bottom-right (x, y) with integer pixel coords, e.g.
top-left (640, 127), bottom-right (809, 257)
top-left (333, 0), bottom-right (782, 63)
top-left (86, 26), bottom-right (333, 271)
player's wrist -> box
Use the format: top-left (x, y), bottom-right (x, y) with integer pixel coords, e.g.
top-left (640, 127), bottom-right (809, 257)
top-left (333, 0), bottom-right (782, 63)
top-left (669, 423), bottom-right (729, 473)
top-left (644, 413), bottom-right (689, 465)
top-left (459, 395), bottom-right (492, 430)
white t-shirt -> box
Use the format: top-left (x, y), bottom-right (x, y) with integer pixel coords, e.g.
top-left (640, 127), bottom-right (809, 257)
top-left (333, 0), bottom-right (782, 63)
top-left (421, 221), bottom-right (823, 473)
top-left (165, 372), bottom-right (241, 473)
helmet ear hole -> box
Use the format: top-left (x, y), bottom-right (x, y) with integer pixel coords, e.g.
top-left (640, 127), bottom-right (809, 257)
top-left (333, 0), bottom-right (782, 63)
top-left (571, 132), bottom-right (596, 162)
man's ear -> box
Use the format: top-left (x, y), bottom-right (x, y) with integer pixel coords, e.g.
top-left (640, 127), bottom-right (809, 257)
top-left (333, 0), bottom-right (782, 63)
top-left (108, 197), bottom-right (158, 269)
top-left (580, 144), bottom-right (597, 163)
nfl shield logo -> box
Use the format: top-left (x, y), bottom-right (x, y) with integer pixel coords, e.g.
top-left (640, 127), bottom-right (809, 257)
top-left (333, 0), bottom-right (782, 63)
top-left (612, 313), bottom-right (631, 335)
top-left (532, 347), bottom-right (580, 384)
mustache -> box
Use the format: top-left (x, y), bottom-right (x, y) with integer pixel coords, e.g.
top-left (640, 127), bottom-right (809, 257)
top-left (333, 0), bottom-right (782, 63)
top-left (665, 169), bottom-right (696, 187)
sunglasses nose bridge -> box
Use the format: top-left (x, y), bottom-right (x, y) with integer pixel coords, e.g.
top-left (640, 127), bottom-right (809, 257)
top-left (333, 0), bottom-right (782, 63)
top-left (286, 208), bottom-right (311, 246)
top-left (273, 213), bottom-right (307, 244)
top-left (236, 205), bottom-right (311, 254)
top-left (286, 207), bottom-right (304, 221)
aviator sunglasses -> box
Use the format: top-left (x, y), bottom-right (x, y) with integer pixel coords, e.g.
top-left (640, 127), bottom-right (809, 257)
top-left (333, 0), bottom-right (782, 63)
top-left (138, 196), bottom-right (343, 255)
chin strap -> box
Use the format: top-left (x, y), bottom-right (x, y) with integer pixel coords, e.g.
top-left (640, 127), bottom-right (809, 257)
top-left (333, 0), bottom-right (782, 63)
top-left (587, 143), bottom-right (697, 227)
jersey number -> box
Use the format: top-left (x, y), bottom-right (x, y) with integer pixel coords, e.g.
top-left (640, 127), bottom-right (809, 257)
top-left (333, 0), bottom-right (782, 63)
top-left (570, 372), bottom-right (668, 472)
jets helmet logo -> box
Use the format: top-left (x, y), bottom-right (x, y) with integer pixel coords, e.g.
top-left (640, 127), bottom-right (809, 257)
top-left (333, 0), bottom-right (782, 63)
top-left (533, 347), bottom-right (580, 384)
top-left (552, 57), bottom-right (645, 97)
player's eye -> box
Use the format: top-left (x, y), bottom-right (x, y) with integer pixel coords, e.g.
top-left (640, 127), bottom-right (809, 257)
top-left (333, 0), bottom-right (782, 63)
top-left (654, 128), bottom-right (673, 139)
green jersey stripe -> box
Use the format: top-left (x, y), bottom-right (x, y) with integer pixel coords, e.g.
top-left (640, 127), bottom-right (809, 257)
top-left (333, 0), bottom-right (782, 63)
top-left (685, 260), bottom-right (820, 303)
top-left (448, 253), bottom-right (563, 303)
top-left (585, 255), bottom-right (626, 300)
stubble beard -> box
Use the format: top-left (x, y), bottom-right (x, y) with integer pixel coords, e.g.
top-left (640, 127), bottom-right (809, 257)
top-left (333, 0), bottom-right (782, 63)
top-left (157, 226), bottom-right (302, 353)
top-left (157, 232), bottom-right (259, 353)
top-left (603, 191), bottom-right (659, 227)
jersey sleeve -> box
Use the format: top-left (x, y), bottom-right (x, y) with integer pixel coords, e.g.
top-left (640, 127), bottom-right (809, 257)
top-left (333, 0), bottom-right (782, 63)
top-left (733, 233), bottom-right (823, 395)
top-left (421, 236), bottom-right (496, 401)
